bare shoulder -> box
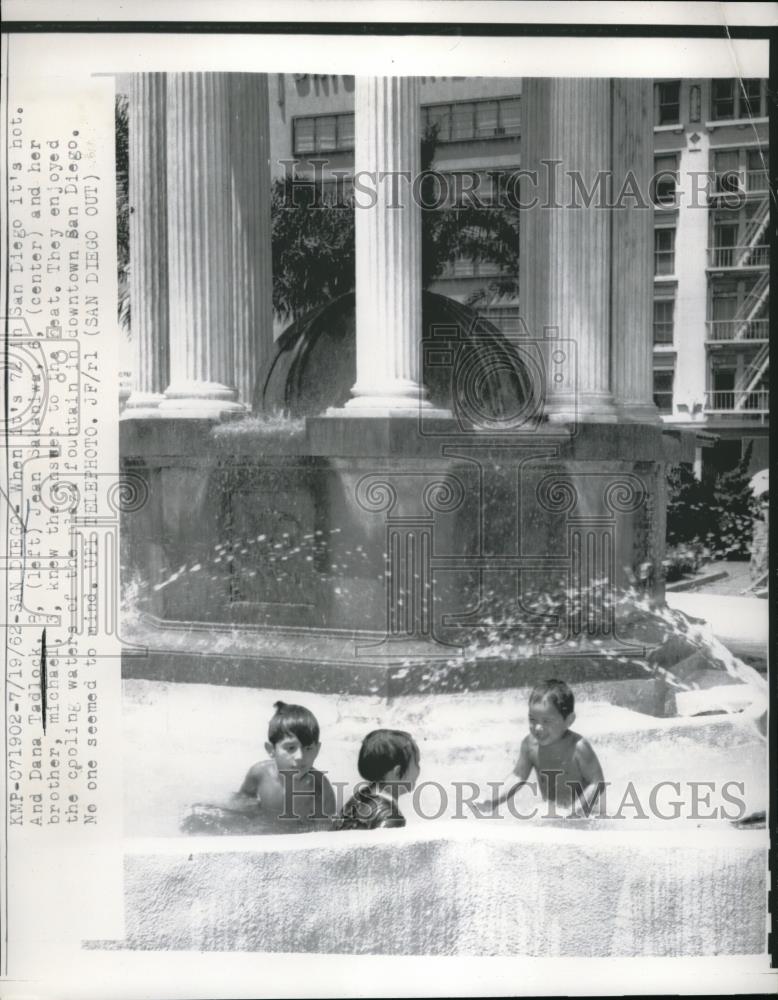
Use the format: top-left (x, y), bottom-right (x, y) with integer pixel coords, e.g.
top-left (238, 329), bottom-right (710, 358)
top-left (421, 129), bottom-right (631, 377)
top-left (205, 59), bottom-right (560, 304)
top-left (570, 733), bottom-right (597, 757)
top-left (248, 759), bottom-right (274, 778)
top-left (571, 733), bottom-right (604, 777)
top-left (521, 733), bottom-right (538, 762)
top-left (240, 759), bottom-right (274, 794)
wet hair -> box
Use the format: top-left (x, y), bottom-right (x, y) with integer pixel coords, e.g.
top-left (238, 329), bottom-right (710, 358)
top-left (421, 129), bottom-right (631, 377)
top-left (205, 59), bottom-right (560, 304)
top-left (357, 729), bottom-right (419, 783)
top-left (267, 701), bottom-right (320, 747)
top-left (529, 679), bottom-right (575, 719)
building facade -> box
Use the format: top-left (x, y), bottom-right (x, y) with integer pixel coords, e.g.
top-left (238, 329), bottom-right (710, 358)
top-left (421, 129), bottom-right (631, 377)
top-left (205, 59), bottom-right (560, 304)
top-left (267, 74), bottom-right (769, 475)
top-left (652, 77), bottom-right (769, 476)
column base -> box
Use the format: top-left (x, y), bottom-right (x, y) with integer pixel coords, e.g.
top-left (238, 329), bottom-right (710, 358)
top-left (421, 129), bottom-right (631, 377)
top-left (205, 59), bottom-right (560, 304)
top-left (618, 401), bottom-right (662, 424)
top-left (121, 391), bottom-right (167, 419)
top-left (546, 393), bottom-right (619, 424)
top-left (159, 381), bottom-right (247, 420)
top-left (339, 383), bottom-right (450, 418)
top-left (329, 403), bottom-right (452, 419)
top-left (342, 379), bottom-right (450, 417)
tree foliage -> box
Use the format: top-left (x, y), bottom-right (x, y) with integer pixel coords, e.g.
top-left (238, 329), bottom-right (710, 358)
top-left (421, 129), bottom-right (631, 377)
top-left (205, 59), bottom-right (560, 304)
top-left (116, 109), bottom-right (520, 329)
top-left (271, 124), bottom-right (520, 323)
top-left (666, 442), bottom-right (757, 564)
top-left (271, 181), bottom-right (355, 323)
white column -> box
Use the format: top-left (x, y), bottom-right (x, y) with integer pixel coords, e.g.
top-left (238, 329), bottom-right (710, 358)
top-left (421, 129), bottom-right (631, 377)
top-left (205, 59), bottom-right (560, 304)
top-left (611, 79), bottom-right (660, 422)
top-left (229, 74), bottom-right (274, 409)
top-left (520, 78), bottom-right (618, 423)
top-left (123, 73), bottom-right (169, 417)
top-left (343, 76), bottom-right (434, 414)
top-left (160, 73), bottom-right (244, 417)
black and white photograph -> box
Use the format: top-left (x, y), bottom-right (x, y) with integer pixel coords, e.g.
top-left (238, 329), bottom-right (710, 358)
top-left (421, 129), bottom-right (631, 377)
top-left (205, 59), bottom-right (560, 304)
top-left (1, 3), bottom-right (775, 997)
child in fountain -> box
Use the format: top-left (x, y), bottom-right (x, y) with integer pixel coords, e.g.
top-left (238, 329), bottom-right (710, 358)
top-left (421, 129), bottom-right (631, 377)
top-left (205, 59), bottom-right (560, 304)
top-left (480, 679), bottom-right (605, 818)
top-left (235, 700), bottom-right (336, 829)
top-left (334, 729), bottom-right (421, 830)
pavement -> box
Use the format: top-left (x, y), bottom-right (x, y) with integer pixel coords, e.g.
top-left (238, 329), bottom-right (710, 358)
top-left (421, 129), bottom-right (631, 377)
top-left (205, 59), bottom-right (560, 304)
top-left (665, 591), bottom-right (768, 663)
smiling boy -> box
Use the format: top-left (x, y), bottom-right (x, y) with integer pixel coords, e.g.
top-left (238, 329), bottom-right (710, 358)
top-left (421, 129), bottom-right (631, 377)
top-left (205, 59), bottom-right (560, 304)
top-left (481, 679), bottom-right (605, 818)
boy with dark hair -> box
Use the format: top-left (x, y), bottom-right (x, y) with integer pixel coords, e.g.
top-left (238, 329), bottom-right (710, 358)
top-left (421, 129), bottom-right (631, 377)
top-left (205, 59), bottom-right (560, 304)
top-left (480, 679), bottom-right (605, 817)
top-left (237, 700), bottom-right (336, 827)
top-left (334, 729), bottom-right (421, 830)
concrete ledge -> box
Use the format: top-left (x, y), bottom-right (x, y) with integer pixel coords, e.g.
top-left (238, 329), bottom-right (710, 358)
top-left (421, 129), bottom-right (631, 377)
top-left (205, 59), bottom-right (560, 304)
top-left (666, 593), bottom-right (768, 662)
top-left (105, 825), bottom-right (767, 956)
top-left (121, 618), bottom-right (676, 705)
top-left (665, 570), bottom-right (729, 593)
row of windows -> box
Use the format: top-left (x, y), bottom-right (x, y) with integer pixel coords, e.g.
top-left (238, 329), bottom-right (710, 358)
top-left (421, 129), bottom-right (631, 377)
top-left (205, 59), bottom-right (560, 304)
top-left (292, 97), bottom-right (521, 154)
top-left (651, 366), bottom-right (769, 415)
top-left (654, 210), bottom-right (769, 278)
top-left (653, 280), bottom-right (768, 347)
top-left (653, 147), bottom-right (769, 206)
top-left (421, 97), bottom-right (521, 142)
top-left (655, 79), bottom-right (767, 126)
top-left (293, 112), bottom-right (355, 154)
top-left (292, 82), bottom-right (765, 153)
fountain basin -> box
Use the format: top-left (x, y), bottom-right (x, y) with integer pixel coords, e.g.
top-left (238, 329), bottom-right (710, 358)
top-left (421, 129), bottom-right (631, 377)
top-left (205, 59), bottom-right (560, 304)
top-left (112, 823), bottom-right (766, 956)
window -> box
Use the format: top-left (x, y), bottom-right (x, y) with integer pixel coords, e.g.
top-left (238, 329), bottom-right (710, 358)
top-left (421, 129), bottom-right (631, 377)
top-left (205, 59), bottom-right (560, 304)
top-left (292, 113), bottom-right (355, 154)
top-left (499, 98), bottom-right (521, 135)
top-left (655, 81), bottom-right (681, 125)
top-left (712, 149), bottom-right (741, 193)
top-left (708, 289), bottom-right (737, 341)
top-left (450, 102), bottom-right (476, 141)
top-left (653, 369), bottom-right (674, 413)
top-left (712, 147), bottom-right (770, 197)
top-left (711, 211), bottom-right (739, 246)
top-left (653, 153), bottom-right (679, 205)
top-left (713, 368), bottom-right (735, 386)
top-left (712, 368), bottom-right (735, 399)
top-left (654, 228), bottom-right (675, 276)
top-left (746, 148), bottom-right (769, 191)
top-left (293, 117), bottom-right (315, 154)
top-left (709, 201), bottom-right (769, 267)
top-left (337, 113), bottom-right (354, 149)
top-left (475, 100), bottom-right (498, 137)
top-left (711, 290), bottom-right (738, 321)
top-left (653, 299), bottom-right (675, 344)
top-left (712, 79), bottom-right (736, 120)
top-left (742, 78), bottom-right (764, 112)
top-left (711, 78), bottom-right (766, 120)
top-left (421, 96), bottom-right (521, 142)
top-left (710, 211), bottom-right (738, 267)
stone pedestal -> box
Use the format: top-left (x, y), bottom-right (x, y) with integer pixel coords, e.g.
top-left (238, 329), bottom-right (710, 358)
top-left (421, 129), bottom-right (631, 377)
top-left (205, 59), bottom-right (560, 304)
top-left (159, 74), bottom-right (245, 418)
top-left (123, 73), bottom-right (169, 418)
top-left (121, 416), bottom-right (678, 695)
top-left (343, 77), bottom-right (436, 415)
